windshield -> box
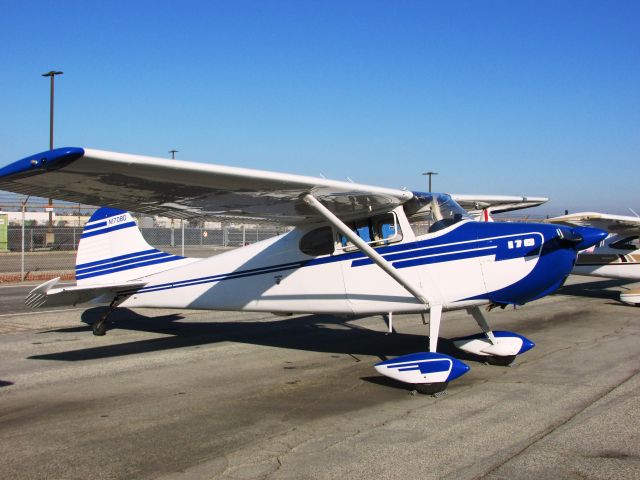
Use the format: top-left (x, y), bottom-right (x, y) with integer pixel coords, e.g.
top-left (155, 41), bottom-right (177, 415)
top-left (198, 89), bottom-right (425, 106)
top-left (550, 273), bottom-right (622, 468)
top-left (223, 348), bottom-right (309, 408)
top-left (404, 193), bottom-right (470, 234)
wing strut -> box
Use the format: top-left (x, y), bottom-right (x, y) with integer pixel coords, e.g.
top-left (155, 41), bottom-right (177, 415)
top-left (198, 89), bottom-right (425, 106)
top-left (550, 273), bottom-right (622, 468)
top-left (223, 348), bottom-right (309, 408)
top-left (302, 193), bottom-right (430, 307)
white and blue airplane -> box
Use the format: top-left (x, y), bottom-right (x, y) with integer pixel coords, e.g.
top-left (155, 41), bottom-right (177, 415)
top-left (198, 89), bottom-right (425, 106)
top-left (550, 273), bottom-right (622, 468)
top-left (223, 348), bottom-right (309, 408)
top-left (0, 147), bottom-right (607, 393)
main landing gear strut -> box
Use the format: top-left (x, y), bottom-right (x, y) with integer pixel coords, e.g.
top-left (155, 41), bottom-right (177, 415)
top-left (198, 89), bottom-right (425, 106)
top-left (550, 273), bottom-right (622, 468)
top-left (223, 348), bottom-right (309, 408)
top-left (92, 297), bottom-right (122, 336)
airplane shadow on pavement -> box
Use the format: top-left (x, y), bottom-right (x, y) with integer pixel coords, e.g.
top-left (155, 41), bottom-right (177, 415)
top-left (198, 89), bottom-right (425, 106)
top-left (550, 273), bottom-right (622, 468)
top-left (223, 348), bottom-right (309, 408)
top-left (29, 306), bottom-right (492, 369)
top-left (25, 278), bottom-right (633, 391)
top-left (30, 275), bottom-right (627, 364)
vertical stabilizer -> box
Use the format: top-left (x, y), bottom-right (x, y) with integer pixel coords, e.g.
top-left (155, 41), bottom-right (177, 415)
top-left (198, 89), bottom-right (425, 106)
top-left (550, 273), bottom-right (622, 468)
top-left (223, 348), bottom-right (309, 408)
top-left (75, 208), bottom-right (193, 285)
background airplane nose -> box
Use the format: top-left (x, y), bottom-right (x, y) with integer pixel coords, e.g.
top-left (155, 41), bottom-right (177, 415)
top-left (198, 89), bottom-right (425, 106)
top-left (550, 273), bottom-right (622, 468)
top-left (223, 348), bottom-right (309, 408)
top-left (569, 226), bottom-right (608, 251)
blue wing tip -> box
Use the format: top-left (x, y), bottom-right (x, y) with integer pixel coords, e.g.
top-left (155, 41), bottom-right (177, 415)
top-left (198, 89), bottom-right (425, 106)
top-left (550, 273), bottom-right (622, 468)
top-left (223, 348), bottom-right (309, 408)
top-left (0, 147), bottom-right (84, 178)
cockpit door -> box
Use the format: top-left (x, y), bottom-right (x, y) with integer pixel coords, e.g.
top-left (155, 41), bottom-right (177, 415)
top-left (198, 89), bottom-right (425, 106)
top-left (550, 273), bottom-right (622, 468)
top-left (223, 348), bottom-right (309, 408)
top-left (339, 208), bottom-right (444, 314)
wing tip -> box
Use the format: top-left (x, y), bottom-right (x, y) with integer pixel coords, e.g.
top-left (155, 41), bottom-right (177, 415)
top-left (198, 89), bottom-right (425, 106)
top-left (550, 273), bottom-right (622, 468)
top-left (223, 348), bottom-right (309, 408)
top-left (0, 147), bottom-right (84, 179)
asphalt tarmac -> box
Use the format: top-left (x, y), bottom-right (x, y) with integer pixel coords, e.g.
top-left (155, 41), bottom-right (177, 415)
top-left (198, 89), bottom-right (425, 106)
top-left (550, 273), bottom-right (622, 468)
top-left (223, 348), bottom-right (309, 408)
top-left (0, 276), bottom-right (638, 479)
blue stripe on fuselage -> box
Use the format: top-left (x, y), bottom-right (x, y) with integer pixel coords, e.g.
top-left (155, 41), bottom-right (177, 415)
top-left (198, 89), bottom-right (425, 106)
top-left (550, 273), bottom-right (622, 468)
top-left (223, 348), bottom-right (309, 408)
top-left (76, 249), bottom-right (186, 280)
top-left (76, 254), bottom-right (183, 280)
top-left (76, 252), bottom-right (177, 277)
top-left (82, 221), bottom-right (108, 232)
top-left (350, 227), bottom-right (542, 268)
top-left (76, 248), bottom-right (160, 270)
top-left (121, 260), bottom-right (309, 295)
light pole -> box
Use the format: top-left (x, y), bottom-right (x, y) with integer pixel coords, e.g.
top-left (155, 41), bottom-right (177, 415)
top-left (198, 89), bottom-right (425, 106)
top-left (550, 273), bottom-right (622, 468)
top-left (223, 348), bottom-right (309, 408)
top-left (42, 70), bottom-right (63, 246)
top-left (422, 171), bottom-right (438, 192)
top-left (169, 149), bottom-right (183, 253)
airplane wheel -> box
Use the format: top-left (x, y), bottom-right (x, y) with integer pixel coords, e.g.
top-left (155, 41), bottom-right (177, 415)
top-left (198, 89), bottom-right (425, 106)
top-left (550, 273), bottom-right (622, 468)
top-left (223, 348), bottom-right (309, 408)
top-left (485, 355), bottom-right (516, 367)
top-left (414, 382), bottom-right (448, 395)
top-left (92, 320), bottom-right (107, 336)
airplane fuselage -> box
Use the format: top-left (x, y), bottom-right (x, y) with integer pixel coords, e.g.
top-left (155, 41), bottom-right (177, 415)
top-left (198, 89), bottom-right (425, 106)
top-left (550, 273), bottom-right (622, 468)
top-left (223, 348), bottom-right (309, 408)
top-left (573, 235), bottom-right (640, 281)
top-left (119, 218), bottom-right (578, 315)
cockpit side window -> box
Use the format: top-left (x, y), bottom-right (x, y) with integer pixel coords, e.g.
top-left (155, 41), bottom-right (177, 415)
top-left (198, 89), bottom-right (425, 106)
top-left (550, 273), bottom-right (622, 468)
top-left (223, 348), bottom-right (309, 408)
top-left (609, 236), bottom-right (640, 251)
top-left (403, 193), bottom-right (470, 236)
top-left (338, 212), bottom-right (402, 251)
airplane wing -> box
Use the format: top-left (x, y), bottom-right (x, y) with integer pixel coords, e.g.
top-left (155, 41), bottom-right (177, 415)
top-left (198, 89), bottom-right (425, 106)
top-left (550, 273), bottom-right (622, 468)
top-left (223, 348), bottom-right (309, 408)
top-left (451, 194), bottom-right (548, 220)
top-left (25, 277), bottom-right (147, 308)
top-left (549, 212), bottom-right (640, 236)
top-left (0, 147), bottom-right (413, 225)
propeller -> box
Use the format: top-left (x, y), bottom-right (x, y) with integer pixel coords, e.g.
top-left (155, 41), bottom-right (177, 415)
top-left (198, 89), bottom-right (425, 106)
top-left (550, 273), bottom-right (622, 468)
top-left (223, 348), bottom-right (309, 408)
top-left (557, 226), bottom-right (608, 251)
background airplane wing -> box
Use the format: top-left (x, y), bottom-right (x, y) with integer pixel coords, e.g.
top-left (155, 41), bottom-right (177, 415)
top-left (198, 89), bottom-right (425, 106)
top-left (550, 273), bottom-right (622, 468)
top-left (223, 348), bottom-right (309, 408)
top-left (0, 147), bottom-right (413, 225)
top-left (549, 212), bottom-right (640, 236)
top-left (451, 194), bottom-right (548, 220)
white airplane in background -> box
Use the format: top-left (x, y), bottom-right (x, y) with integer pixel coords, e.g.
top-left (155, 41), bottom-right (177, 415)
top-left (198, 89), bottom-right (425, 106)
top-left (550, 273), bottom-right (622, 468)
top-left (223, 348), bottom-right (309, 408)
top-left (0, 147), bottom-right (607, 393)
top-left (549, 212), bottom-right (640, 306)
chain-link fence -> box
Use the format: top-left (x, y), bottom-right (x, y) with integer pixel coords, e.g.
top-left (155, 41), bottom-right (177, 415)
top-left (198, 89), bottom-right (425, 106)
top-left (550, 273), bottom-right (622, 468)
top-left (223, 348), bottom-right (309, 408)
top-left (139, 224), bottom-right (284, 252)
top-left (0, 193), bottom-right (287, 282)
top-left (0, 224), bottom-right (286, 282)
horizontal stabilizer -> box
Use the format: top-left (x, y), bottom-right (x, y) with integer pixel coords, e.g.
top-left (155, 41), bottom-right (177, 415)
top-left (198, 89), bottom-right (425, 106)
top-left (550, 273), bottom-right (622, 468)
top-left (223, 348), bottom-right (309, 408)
top-left (25, 277), bottom-right (146, 309)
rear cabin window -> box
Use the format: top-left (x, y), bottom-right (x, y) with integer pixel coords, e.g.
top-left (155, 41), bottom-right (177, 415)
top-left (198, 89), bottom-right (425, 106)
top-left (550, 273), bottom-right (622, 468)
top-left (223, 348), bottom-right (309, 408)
top-left (299, 226), bottom-right (335, 256)
top-left (339, 213), bottom-right (402, 251)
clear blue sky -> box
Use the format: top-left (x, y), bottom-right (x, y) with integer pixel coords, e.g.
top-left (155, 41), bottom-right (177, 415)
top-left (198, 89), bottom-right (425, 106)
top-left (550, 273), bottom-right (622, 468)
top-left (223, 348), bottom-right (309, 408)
top-left (1, 1), bottom-right (638, 215)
